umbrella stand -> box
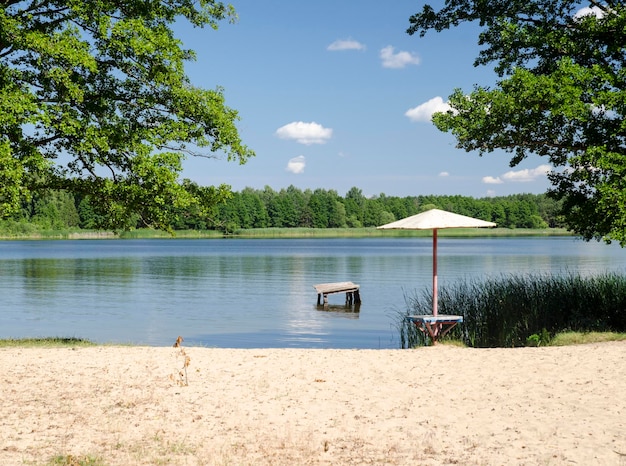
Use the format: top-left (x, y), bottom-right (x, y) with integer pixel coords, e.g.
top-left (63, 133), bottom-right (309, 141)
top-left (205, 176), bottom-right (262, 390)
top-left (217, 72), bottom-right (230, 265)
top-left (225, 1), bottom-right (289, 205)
top-left (377, 209), bottom-right (496, 345)
top-left (433, 228), bottom-right (438, 317)
top-left (406, 227), bottom-right (464, 344)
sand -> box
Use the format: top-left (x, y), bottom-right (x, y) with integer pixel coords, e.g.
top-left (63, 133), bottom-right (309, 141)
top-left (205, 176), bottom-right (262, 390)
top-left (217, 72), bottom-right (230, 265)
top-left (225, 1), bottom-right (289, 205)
top-left (1, 342), bottom-right (625, 465)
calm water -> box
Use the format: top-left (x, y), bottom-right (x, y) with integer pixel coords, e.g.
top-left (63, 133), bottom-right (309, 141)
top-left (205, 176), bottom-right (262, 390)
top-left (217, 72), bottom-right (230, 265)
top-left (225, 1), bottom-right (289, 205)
top-left (2, 237), bottom-right (626, 348)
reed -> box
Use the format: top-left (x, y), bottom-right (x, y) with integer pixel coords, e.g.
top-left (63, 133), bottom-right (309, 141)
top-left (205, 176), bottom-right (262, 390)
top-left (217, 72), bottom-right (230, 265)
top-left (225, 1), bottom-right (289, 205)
top-left (398, 272), bottom-right (626, 347)
top-left (233, 227), bottom-right (571, 238)
top-left (234, 227), bottom-right (387, 238)
top-left (118, 229), bottom-right (223, 239)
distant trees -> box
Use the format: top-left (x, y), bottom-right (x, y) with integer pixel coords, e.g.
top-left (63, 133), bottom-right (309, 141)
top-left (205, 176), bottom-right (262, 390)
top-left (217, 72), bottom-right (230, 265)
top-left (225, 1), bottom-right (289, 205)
top-left (178, 186), bottom-right (561, 231)
top-left (1, 184), bottom-right (564, 233)
top-left (25, 190), bottom-right (80, 230)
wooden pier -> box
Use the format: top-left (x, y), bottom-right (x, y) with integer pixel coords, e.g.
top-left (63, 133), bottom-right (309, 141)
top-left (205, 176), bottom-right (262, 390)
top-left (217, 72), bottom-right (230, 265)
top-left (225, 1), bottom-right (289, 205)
top-left (313, 282), bottom-right (361, 306)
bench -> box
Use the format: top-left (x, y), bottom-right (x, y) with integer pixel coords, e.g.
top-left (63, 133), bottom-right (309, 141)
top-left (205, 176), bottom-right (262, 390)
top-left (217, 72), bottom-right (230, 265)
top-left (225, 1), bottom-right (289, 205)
top-left (313, 281), bottom-right (361, 306)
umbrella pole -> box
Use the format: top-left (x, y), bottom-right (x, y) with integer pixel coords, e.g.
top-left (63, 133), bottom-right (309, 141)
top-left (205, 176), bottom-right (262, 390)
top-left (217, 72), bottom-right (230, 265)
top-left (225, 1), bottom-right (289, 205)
top-left (433, 228), bottom-right (438, 317)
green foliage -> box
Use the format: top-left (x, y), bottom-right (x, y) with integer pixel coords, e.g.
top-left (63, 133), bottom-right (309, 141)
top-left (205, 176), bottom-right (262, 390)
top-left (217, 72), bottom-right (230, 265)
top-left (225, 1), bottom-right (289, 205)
top-left (408, 1), bottom-right (626, 245)
top-left (5, 185), bottom-right (567, 234)
top-left (399, 272), bottom-right (626, 348)
top-left (0, 141), bottom-right (28, 217)
top-left (29, 190), bottom-right (80, 229)
top-left (213, 186), bottom-right (562, 231)
top-left (526, 328), bottom-right (551, 347)
top-left (526, 334), bottom-right (541, 347)
top-left (1, 0), bottom-right (253, 230)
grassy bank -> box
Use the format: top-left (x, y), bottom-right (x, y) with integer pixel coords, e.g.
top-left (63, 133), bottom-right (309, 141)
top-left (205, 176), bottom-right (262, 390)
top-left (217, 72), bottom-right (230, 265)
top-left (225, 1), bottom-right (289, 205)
top-left (0, 226), bottom-right (572, 240)
top-left (0, 228), bottom-right (117, 240)
top-left (232, 227), bottom-right (571, 238)
top-left (0, 337), bottom-right (96, 348)
top-left (117, 229), bottom-right (223, 239)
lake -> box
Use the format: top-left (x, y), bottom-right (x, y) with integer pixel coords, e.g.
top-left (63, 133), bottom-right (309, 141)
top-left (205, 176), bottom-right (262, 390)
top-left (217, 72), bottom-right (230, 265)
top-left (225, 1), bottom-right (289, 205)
top-left (2, 236), bottom-right (626, 348)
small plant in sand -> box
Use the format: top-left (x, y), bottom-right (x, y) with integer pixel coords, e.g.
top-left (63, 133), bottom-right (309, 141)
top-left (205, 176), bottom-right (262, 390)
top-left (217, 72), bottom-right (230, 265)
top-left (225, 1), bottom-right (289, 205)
top-left (47, 454), bottom-right (104, 465)
top-left (526, 328), bottom-right (551, 347)
top-left (170, 336), bottom-right (191, 386)
top-left (526, 334), bottom-right (541, 347)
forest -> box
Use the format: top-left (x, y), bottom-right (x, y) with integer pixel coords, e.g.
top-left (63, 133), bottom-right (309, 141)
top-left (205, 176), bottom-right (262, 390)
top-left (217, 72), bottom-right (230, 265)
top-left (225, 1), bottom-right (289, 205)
top-left (0, 184), bottom-right (565, 234)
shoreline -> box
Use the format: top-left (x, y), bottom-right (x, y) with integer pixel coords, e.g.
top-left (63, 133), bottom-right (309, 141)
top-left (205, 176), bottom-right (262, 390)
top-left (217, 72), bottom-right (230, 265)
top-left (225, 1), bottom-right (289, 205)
top-left (2, 343), bottom-right (625, 465)
top-left (0, 226), bottom-right (572, 241)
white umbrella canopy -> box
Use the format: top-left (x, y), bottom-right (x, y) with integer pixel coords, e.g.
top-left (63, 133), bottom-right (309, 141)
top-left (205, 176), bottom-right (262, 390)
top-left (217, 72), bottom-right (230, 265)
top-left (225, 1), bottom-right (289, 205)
top-left (377, 208), bottom-right (497, 230)
top-left (377, 209), bottom-right (496, 316)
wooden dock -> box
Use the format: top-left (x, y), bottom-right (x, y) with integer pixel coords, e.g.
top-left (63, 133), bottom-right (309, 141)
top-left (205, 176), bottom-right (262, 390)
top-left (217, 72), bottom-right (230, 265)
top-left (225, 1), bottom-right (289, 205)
top-left (313, 281), bottom-right (361, 306)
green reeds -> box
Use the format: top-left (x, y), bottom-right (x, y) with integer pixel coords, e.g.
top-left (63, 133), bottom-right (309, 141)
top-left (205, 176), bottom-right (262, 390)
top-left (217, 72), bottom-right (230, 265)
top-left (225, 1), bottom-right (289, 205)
top-left (398, 272), bottom-right (626, 348)
top-left (233, 227), bottom-right (571, 238)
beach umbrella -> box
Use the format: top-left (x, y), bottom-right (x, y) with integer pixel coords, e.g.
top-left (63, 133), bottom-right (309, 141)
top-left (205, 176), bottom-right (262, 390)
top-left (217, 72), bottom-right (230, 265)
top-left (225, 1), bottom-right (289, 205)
top-left (377, 209), bottom-right (496, 316)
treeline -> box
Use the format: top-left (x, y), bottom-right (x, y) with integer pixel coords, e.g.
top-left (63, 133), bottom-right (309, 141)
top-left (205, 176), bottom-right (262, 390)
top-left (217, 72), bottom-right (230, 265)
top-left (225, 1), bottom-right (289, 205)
top-left (213, 187), bottom-right (564, 233)
top-left (1, 184), bottom-right (565, 233)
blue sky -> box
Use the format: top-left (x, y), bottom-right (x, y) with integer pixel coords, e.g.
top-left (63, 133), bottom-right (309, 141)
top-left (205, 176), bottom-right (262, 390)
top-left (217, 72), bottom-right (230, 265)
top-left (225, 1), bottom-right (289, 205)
top-left (175, 0), bottom-right (555, 199)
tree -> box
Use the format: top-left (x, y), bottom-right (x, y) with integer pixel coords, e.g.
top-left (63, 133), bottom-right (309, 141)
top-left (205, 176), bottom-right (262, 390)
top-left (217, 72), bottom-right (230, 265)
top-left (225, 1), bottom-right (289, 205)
top-left (77, 195), bottom-right (104, 230)
top-left (408, 1), bottom-right (626, 244)
top-left (240, 188), bottom-right (269, 229)
top-left (1, 0), bottom-right (254, 231)
top-left (27, 189), bottom-right (80, 229)
top-left (344, 187), bottom-right (365, 226)
top-left (174, 179), bottom-right (227, 230)
top-left (216, 192), bottom-right (241, 232)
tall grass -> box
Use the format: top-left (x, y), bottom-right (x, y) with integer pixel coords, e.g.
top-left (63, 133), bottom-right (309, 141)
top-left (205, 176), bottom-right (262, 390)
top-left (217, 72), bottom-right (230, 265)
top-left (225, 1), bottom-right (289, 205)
top-left (0, 222), bottom-right (571, 240)
top-left (234, 227), bottom-right (571, 238)
top-left (0, 222), bottom-right (101, 239)
top-left (398, 272), bottom-right (626, 348)
top-left (117, 229), bottom-right (223, 239)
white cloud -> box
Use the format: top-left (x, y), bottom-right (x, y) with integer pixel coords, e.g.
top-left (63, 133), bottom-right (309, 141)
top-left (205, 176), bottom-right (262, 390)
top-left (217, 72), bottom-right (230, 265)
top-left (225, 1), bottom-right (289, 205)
top-left (486, 190), bottom-right (497, 198)
top-left (286, 155), bottom-right (306, 174)
top-left (438, 171), bottom-right (449, 177)
top-left (483, 164), bottom-right (551, 185)
top-left (275, 121), bottom-right (333, 145)
top-left (501, 164), bottom-right (551, 182)
top-left (405, 96), bottom-right (452, 122)
top-left (574, 6), bottom-right (605, 19)
top-left (327, 39), bottom-right (366, 51)
top-left (482, 176), bottom-right (504, 184)
top-left (380, 45), bottom-right (420, 69)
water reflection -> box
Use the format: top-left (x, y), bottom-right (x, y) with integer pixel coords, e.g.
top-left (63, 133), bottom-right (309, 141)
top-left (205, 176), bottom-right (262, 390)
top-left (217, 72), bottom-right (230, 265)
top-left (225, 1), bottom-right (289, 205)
top-left (315, 303), bottom-right (361, 319)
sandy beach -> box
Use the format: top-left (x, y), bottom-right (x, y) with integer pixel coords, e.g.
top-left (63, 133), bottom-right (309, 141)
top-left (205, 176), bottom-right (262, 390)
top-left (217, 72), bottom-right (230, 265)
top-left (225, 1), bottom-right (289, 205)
top-left (1, 342), bottom-right (625, 465)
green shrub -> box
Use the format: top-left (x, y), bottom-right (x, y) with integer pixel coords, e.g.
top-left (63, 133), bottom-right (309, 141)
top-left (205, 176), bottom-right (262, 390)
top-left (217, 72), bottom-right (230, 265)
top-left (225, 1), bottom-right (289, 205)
top-left (526, 334), bottom-right (541, 346)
